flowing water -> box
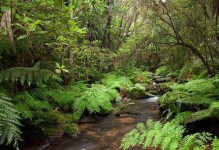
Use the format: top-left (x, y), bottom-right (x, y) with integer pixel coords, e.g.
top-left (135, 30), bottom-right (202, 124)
top-left (22, 96), bottom-right (160, 150)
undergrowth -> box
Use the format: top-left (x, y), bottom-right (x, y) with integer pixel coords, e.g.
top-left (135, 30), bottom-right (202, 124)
top-left (121, 119), bottom-right (218, 150)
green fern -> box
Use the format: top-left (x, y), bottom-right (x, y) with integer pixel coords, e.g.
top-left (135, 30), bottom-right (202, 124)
top-left (101, 73), bottom-right (133, 90)
top-left (14, 92), bottom-right (52, 119)
top-left (0, 93), bottom-right (22, 149)
top-left (0, 67), bottom-right (59, 86)
top-left (131, 71), bottom-right (152, 84)
top-left (159, 91), bottom-right (190, 104)
top-left (176, 95), bottom-right (215, 105)
top-left (171, 79), bottom-right (214, 95)
top-left (120, 119), bottom-right (212, 150)
top-left (160, 78), bottom-right (219, 123)
top-left (33, 88), bottom-right (77, 111)
top-left (170, 102), bottom-right (219, 124)
top-left (212, 138), bottom-right (219, 150)
top-left (73, 84), bottom-right (119, 119)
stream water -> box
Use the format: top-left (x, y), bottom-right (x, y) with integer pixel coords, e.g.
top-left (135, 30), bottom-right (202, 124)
top-left (22, 96), bottom-right (160, 150)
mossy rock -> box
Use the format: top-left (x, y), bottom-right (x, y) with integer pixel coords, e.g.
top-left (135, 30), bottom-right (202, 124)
top-left (148, 90), bottom-right (159, 95)
top-left (64, 123), bottom-right (79, 136)
top-left (131, 74), bottom-right (152, 84)
top-left (32, 111), bottom-right (65, 136)
top-left (127, 88), bottom-right (153, 99)
top-left (114, 100), bottom-right (135, 115)
top-left (154, 77), bottom-right (172, 83)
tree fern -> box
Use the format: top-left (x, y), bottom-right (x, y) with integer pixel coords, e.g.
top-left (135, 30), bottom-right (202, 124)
top-left (0, 93), bottom-right (22, 149)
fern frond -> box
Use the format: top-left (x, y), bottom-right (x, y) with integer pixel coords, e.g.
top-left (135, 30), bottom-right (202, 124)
top-left (176, 95), bottom-right (215, 105)
top-left (120, 129), bottom-right (140, 149)
top-left (172, 79), bottom-right (214, 94)
top-left (14, 92), bottom-right (52, 119)
top-left (185, 109), bottom-right (212, 123)
top-left (73, 84), bottom-right (117, 119)
top-left (0, 93), bottom-right (22, 148)
top-left (212, 138), bottom-right (219, 150)
top-left (120, 119), bottom-right (212, 150)
top-left (159, 91), bottom-right (190, 104)
top-left (101, 73), bottom-right (133, 90)
top-left (0, 67), bottom-right (59, 86)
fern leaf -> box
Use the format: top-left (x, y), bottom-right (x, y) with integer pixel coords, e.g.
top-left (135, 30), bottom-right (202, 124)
top-left (0, 93), bottom-right (22, 148)
top-left (212, 138), bottom-right (219, 150)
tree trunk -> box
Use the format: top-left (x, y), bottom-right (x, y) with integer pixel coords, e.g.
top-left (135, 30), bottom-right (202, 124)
top-left (180, 42), bottom-right (213, 76)
top-left (102, 0), bottom-right (114, 49)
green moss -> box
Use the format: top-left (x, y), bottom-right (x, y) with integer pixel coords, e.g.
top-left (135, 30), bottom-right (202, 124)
top-left (131, 71), bottom-right (152, 84)
top-left (148, 90), bottom-right (158, 95)
top-left (31, 111), bottom-right (65, 136)
top-left (64, 123), bottom-right (79, 136)
top-left (127, 84), bottom-right (152, 99)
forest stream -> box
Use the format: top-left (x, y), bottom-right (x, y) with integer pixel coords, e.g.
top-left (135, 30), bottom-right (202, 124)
top-left (22, 96), bottom-right (160, 150)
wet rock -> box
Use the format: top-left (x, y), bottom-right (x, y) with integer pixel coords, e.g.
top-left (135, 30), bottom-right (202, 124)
top-left (49, 134), bottom-right (64, 145)
top-left (106, 128), bottom-right (117, 137)
top-left (74, 142), bottom-right (96, 150)
top-left (116, 113), bottom-right (139, 118)
top-left (155, 84), bottom-right (171, 95)
top-left (79, 116), bottom-right (95, 123)
top-left (49, 134), bottom-right (63, 140)
top-left (148, 89), bottom-right (159, 95)
top-left (86, 131), bottom-right (100, 138)
top-left (80, 124), bottom-right (93, 132)
top-left (154, 76), bottom-right (172, 83)
top-left (117, 117), bottom-right (136, 124)
top-left (147, 83), bottom-right (171, 95)
top-left (127, 88), bottom-right (154, 99)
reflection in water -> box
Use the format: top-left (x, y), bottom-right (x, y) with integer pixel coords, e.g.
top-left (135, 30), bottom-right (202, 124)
top-left (22, 97), bottom-right (160, 150)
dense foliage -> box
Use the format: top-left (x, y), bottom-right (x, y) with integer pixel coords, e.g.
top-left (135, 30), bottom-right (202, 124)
top-left (1, 0), bottom-right (219, 149)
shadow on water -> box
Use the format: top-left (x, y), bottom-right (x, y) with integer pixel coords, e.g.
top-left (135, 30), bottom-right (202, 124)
top-left (22, 97), bottom-right (161, 150)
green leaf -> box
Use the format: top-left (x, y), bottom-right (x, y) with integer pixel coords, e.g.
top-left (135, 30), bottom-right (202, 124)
top-left (33, 20), bottom-right (41, 25)
top-left (60, 65), bottom-right (65, 69)
top-left (54, 0), bottom-right (63, 6)
top-left (15, 23), bottom-right (26, 30)
top-left (62, 69), bottom-right (70, 73)
top-left (55, 63), bottom-right (61, 68)
top-left (29, 23), bottom-right (37, 31)
top-left (17, 35), bottom-right (28, 40)
top-left (55, 69), bottom-right (61, 74)
top-left (1, 6), bottom-right (11, 12)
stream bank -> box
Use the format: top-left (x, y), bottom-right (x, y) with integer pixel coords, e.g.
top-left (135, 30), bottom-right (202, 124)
top-left (22, 96), bottom-right (160, 150)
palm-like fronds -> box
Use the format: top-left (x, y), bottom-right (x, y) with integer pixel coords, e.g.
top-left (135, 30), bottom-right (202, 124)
top-left (0, 67), bottom-right (59, 86)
